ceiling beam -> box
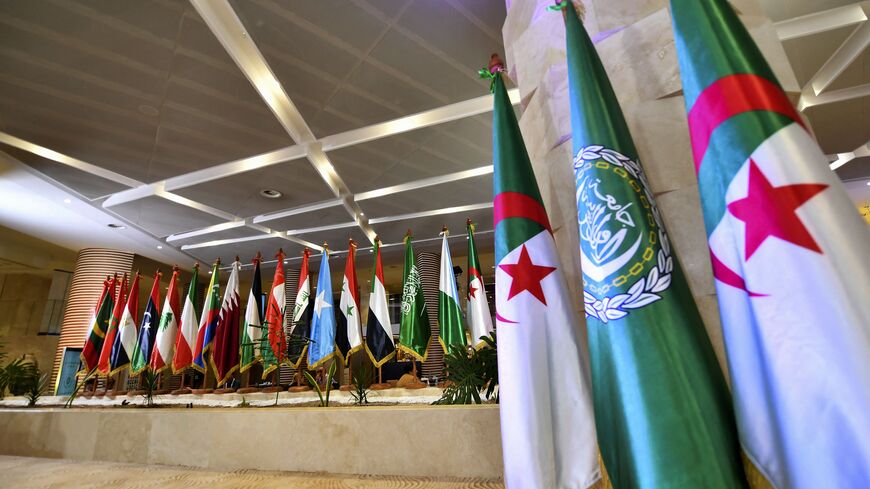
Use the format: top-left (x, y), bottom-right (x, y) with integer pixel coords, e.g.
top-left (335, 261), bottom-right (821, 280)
top-left (830, 140), bottom-right (870, 170)
top-left (355, 165), bottom-right (493, 201)
top-left (805, 20), bottom-right (870, 96)
top-left (799, 82), bottom-right (870, 110)
top-left (165, 220), bottom-right (247, 243)
top-left (774, 2), bottom-right (869, 41)
top-left (368, 202), bottom-right (493, 224)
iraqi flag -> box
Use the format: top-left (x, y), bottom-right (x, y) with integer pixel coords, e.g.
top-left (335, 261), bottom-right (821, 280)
top-left (287, 248), bottom-right (312, 368)
top-left (672, 0), bottom-right (870, 487)
top-left (239, 256), bottom-right (264, 373)
top-left (109, 272), bottom-right (140, 375)
top-left (98, 274), bottom-right (127, 375)
top-left (335, 240), bottom-right (363, 365)
top-left (465, 219), bottom-right (493, 349)
top-left (308, 249), bottom-right (337, 369)
top-left (488, 60), bottom-right (599, 488)
top-left (261, 250), bottom-right (287, 378)
top-left (212, 258), bottom-right (241, 386)
top-left (193, 261), bottom-right (221, 373)
top-left (172, 263), bottom-right (200, 374)
top-left (364, 238), bottom-right (395, 368)
top-left (150, 268), bottom-right (180, 374)
top-left (81, 276), bottom-right (114, 372)
top-left (130, 271), bottom-right (161, 374)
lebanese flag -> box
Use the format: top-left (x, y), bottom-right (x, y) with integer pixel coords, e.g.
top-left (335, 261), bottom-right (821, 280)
top-left (212, 258), bottom-right (241, 386)
top-left (262, 250), bottom-right (287, 378)
top-left (98, 274), bottom-right (127, 374)
top-left (172, 264), bottom-right (200, 373)
top-left (109, 272), bottom-right (140, 375)
top-left (81, 276), bottom-right (114, 372)
top-left (193, 261), bottom-right (221, 372)
top-left (336, 240), bottom-right (362, 365)
top-left (466, 219), bottom-right (493, 349)
top-left (364, 238), bottom-right (395, 368)
top-left (672, 0), bottom-right (870, 486)
top-left (150, 268), bottom-right (180, 373)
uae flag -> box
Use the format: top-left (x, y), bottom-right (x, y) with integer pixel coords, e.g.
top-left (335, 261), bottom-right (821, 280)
top-left (193, 261), bottom-right (220, 373)
top-left (98, 274), bottom-right (127, 375)
top-left (130, 271), bottom-right (161, 374)
top-left (364, 238), bottom-right (395, 368)
top-left (397, 233), bottom-right (431, 361)
top-left (308, 249), bottom-right (337, 369)
top-left (465, 220), bottom-right (493, 349)
top-left (488, 62), bottom-right (599, 488)
top-left (109, 272), bottom-right (140, 375)
top-left (150, 268), bottom-right (180, 374)
top-left (561, 2), bottom-right (746, 487)
top-left (287, 248), bottom-right (312, 369)
top-left (672, 0), bottom-right (870, 486)
top-left (438, 229), bottom-right (467, 353)
top-left (336, 240), bottom-right (363, 365)
top-left (172, 263), bottom-right (200, 374)
top-left (212, 258), bottom-right (241, 386)
top-left (261, 250), bottom-right (287, 378)
top-left (80, 276), bottom-right (114, 372)
top-left (239, 256), bottom-right (263, 373)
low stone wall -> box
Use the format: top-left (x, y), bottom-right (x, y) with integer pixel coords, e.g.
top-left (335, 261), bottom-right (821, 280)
top-left (0, 405), bottom-right (503, 479)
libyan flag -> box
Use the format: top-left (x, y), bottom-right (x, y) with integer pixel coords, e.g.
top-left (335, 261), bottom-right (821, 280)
top-left (81, 276), bottom-right (114, 372)
top-left (672, 0), bottom-right (870, 487)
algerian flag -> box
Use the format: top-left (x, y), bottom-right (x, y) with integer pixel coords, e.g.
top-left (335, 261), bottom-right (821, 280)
top-left (438, 228), bottom-right (466, 354)
top-left (672, 0), bottom-right (870, 487)
top-left (488, 61), bottom-right (599, 488)
top-left (193, 261), bottom-right (221, 373)
top-left (287, 248), bottom-right (312, 369)
top-left (336, 241), bottom-right (363, 365)
top-left (172, 263), bottom-right (200, 374)
top-left (150, 268), bottom-right (180, 374)
top-left (398, 233), bottom-right (431, 361)
top-left (261, 251), bottom-right (287, 378)
top-left (560, 3), bottom-right (747, 487)
top-left (81, 277), bottom-right (113, 372)
top-left (212, 258), bottom-right (241, 386)
top-left (98, 274), bottom-right (127, 374)
top-left (364, 238), bottom-right (395, 368)
top-left (131, 271), bottom-right (161, 375)
top-left (308, 250), bottom-right (337, 368)
top-left (465, 220), bottom-right (492, 349)
top-left (110, 272), bottom-right (140, 375)
top-left (239, 256), bottom-right (263, 373)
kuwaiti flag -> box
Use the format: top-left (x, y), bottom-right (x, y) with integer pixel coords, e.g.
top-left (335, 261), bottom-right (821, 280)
top-left (109, 272), bottom-right (140, 375)
top-left (261, 250), bottom-right (287, 378)
top-left (131, 271), bottom-right (161, 374)
top-left (81, 276), bottom-right (114, 372)
top-left (172, 263), bottom-right (200, 374)
top-left (336, 240), bottom-right (363, 365)
top-left (672, 0), bottom-right (870, 487)
top-left (488, 61), bottom-right (599, 488)
top-left (212, 258), bottom-right (241, 386)
top-left (193, 261), bottom-right (221, 373)
top-left (150, 268), bottom-right (180, 374)
top-left (308, 249), bottom-right (337, 368)
top-left (465, 219), bottom-right (492, 349)
top-left (98, 273), bottom-right (127, 374)
top-left (438, 228), bottom-right (467, 354)
top-left (287, 248), bottom-right (313, 369)
top-left (364, 238), bottom-right (395, 368)
top-left (239, 256), bottom-right (264, 373)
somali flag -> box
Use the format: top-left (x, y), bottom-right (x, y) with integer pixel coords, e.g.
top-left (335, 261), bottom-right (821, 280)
top-left (307, 251), bottom-right (336, 368)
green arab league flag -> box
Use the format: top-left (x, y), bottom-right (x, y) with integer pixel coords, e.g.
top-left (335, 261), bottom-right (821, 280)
top-left (560, 2), bottom-right (747, 488)
top-left (397, 233), bottom-right (431, 361)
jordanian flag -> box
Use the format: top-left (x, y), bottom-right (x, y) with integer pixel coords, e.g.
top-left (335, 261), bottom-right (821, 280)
top-left (98, 274), bottom-right (127, 375)
top-left (488, 59), bottom-right (599, 488)
top-left (672, 0), bottom-right (870, 486)
top-left (397, 232), bottom-right (431, 362)
top-left (212, 258), bottom-right (241, 386)
top-left (172, 263), bottom-right (200, 374)
top-left (261, 250), bottom-right (286, 378)
top-left (109, 272), bottom-right (140, 375)
top-left (287, 248), bottom-right (312, 369)
top-left (364, 238), bottom-right (395, 368)
top-left (560, 3), bottom-right (747, 487)
top-left (81, 276), bottom-right (114, 372)
top-left (309, 249), bottom-right (337, 369)
top-left (150, 268), bottom-right (180, 374)
top-left (130, 271), bottom-right (161, 374)
top-left (193, 261), bottom-right (220, 373)
top-left (438, 229), bottom-right (466, 353)
top-left (465, 220), bottom-right (492, 349)
top-left (336, 240), bottom-right (363, 365)
top-left (239, 256), bottom-right (263, 373)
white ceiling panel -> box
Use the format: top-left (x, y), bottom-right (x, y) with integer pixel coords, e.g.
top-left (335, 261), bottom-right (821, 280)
top-left (110, 195), bottom-right (228, 238)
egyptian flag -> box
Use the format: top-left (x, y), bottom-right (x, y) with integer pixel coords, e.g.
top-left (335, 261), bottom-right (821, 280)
top-left (465, 220), bottom-right (493, 349)
top-left (193, 261), bottom-right (221, 372)
top-left (287, 248), bottom-right (312, 369)
top-left (98, 274), bottom-right (127, 374)
top-left (80, 276), bottom-right (114, 372)
top-left (672, 0), bottom-right (870, 486)
top-left (109, 272), bottom-right (140, 375)
top-left (212, 258), bottom-right (241, 386)
top-left (261, 250), bottom-right (287, 378)
top-left (364, 237), bottom-right (395, 368)
top-left (130, 271), bottom-right (161, 374)
top-left (150, 268), bottom-right (180, 374)
top-left (239, 256), bottom-right (264, 373)
top-left (172, 263), bottom-right (200, 373)
top-left (335, 240), bottom-right (362, 365)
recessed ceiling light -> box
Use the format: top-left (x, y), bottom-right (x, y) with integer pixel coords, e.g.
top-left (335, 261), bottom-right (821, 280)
top-left (260, 189), bottom-right (282, 199)
top-left (359, 212), bottom-right (365, 216)
top-left (138, 104), bottom-right (159, 116)
top-left (157, 245), bottom-right (163, 250)
top-left (63, 198), bottom-right (71, 204)
top-left (107, 223), bottom-right (126, 229)
top-left (866, 181), bottom-right (870, 186)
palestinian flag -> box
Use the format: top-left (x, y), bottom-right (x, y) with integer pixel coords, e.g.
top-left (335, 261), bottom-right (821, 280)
top-left (98, 274), bottom-right (127, 375)
top-left (397, 232), bottom-right (431, 362)
top-left (308, 249), bottom-right (337, 369)
top-left (561, 3), bottom-right (747, 487)
top-left (438, 228), bottom-right (466, 353)
top-left (239, 255), bottom-right (264, 373)
top-left (672, 0), bottom-right (870, 486)
top-left (150, 268), bottom-right (180, 374)
top-left (287, 248), bottom-right (312, 369)
top-left (261, 250), bottom-right (286, 379)
top-left (336, 240), bottom-right (363, 365)
top-left (193, 261), bottom-right (220, 373)
top-left (488, 59), bottom-right (599, 488)
top-left (80, 276), bottom-right (114, 372)
top-left (212, 258), bottom-right (241, 386)
top-left (172, 263), bottom-right (200, 374)
top-left (109, 272), bottom-right (140, 375)
top-left (130, 271), bottom-right (161, 374)
top-left (364, 237), bottom-right (395, 368)
top-left (465, 220), bottom-right (493, 349)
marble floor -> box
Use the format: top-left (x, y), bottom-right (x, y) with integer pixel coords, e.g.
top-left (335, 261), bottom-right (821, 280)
top-left (0, 455), bottom-right (505, 489)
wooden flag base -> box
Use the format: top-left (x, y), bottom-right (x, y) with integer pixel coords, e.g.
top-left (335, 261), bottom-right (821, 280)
top-left (236, 387), bottom-right (260, 394)
top-left (127, 389), bottom-right (146, 396)
top-left (338, 384), bottom-right (353, 391)
top-left (93, 389), bottom-right (107, 397)
top-left (370, 383), bottom-right (391, 390)
top-left (191, 388), bottom-right (213, 395)
top-left (213, 387), bottom-right (236, 394)
top-left (262, 386), bottom-right (282, 393)
top-left (155, 389), bottom-right (172, 395)
top-left (403, 382), bottom-right (427, 389)
top-left (170, 387), bottom-right (192, 396)
top-left (111, 390), bottom-right (128, 396)
top-left (287, 385), bottom-right (310, 393)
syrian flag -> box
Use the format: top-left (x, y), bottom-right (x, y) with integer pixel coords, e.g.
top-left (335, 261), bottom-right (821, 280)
top-left (193, 261), bottom-right (220, 373)
top-left (80, 276), bottom-right (114, 372)
top-left (287, 248), bottom-right (312, 369)
top-left (308, 250), bottom-right (337, 368)
top-left (465, 220), bottom-right (493, 349)
top-left (109, 272), bottom-right (140, 375)
top-left (131, 271), bottom-right (161, 374)
top-left (397, 233), bottom-right (431, 362)
top-left (212, 258), bottom-right (241, 386)
top-left (98, 274), bottom-right (127, 375)
top-left (172, 263), bottom-right (200, 374)
top-left (150, 268), bottom-right (180, 374)
top-left (261, 250), bottom-right (287, 379)
top-left (239, 256), bottom-right (264, 373)
top-left (336, 240), bottom-right (363, 365)
top-left (488, 60), bottom-right (599, 488)
top-left (364, 238), bottom-right (395, 368)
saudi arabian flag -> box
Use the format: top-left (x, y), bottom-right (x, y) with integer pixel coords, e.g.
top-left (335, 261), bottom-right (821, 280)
top-left (172, 263), bottom-right (200, 374)
top-left (465, 220), bottom-right (492, 349)
top-left (437, 229), bottom-right (466, 353)
top-left (336, 241), bottom-right (363, 365)
top-left (150, 268), bottom-right (180, 374)
top-left (672, 0), bottom-right (870, 487)
top-left (560, 3), bottom-right (747, 487)
top-left (130, 272), bottom-right (161, 375)
top-left (397, 233), bottom-right (431, 361)
top-left (487, 60), bottom-right (599, 488)
top-left (80, 277), bottom-right (114, 372)
top-left (239, 256), bottom-right (263, 373)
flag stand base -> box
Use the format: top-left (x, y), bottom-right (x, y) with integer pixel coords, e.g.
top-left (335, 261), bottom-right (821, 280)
top-left (338, 385), bottom-right (353, 391)
top-left (262, 386), bottom-right (282, 393)
top-left (287, 385), bottom-right (310, 392)
top-left (93, 390), bottom-right (107, 397)
top-left (127, 390), bottom-right (145, 396)
top-left (213, 388), bottom-right (236, 394)
top-left (370, 383), bottom-right (391, 390)
top-left (236, 387), bottom-right (260, 394)
top-left (170, 387), bottom-right (191, 396)
top-left (191, 388), bottom-right (213, 395)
